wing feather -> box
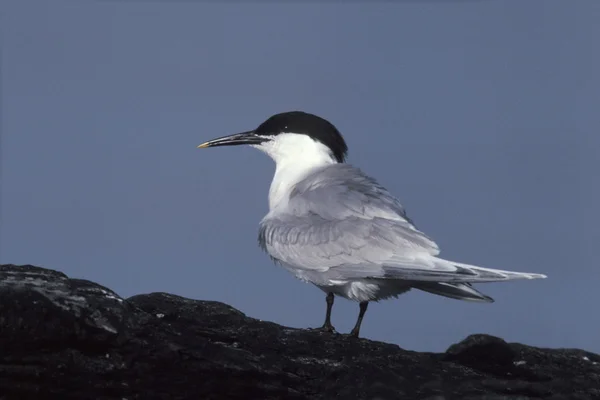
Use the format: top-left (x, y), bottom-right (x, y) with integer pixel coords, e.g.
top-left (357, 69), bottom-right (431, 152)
top-left (259, 164), bottom-right (547, 284)
top-left (260, 164), bottom-right (439, 272)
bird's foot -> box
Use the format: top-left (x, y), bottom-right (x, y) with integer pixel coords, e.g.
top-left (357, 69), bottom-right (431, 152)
top-left (309, 323), bottom-right (336, 333)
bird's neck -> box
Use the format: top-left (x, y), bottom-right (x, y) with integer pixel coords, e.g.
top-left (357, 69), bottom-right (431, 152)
top-left (268, 153), bottom-right (336, 211)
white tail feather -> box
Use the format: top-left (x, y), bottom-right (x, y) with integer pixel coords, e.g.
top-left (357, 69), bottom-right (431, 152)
top-left (434, 257), bottom-right (548, 282)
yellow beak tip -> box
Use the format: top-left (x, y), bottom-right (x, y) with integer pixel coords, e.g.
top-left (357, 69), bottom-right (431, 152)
top-left (197, 143), bottom-right (209, 148)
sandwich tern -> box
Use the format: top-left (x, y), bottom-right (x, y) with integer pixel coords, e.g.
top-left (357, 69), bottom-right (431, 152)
top-left (198, 111), bottom-right (547, 337)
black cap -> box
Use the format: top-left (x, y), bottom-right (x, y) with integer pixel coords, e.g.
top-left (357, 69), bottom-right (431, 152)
top-left (255, 111), bottom-right (348, 163)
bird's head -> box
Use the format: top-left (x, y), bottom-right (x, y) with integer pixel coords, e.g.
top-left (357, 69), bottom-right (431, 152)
top-left (198, 111), bottom-right (348, 165)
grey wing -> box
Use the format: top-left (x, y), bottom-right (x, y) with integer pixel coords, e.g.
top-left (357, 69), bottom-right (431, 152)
top-left (258, 164), bottom-right (474, 282)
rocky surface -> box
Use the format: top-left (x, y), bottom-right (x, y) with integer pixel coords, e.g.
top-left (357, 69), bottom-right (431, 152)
top-left (0, 264), bottom-right (598, 400)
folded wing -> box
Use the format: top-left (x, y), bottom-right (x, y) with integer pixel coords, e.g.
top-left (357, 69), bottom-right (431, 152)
top-left (259, 164), bottom-right (546, 283)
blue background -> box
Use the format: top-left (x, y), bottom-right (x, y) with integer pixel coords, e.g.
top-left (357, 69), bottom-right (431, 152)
top-left (2, 0), bottom-right (598, 353)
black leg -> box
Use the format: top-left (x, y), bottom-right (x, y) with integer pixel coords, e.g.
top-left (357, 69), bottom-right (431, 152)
top-left (349, 301), bottom-right (369, 337)
top-left (320, 292), bottom-right (335, 332)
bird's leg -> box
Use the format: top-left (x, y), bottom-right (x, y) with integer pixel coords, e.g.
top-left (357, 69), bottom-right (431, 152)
top-left (349, 301), bottom-right (369, 337)
top-left (320, 292), bottom-right (336, 332)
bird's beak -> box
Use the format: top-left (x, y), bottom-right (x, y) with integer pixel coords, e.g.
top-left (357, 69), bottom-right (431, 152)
top-left (197, 130), bottom-right (266, 149)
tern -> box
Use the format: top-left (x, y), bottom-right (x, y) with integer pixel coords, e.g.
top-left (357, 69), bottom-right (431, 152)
top-left (198, 111), bottom-right (546, 337)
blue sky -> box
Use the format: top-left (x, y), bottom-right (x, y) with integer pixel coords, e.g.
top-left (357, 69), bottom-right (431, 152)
top-left (2, 0), bottom-right (599, 353)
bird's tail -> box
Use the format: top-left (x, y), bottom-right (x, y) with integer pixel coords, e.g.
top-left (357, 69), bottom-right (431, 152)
top-left (435, 257), bottom-right (547, 282)
top-left (413, 282), bottom-right (494, 303)
top-left (381, 255), bottom-right (547, 283)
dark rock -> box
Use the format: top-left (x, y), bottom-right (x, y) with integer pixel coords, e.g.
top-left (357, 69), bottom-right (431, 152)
top-left (0, 264), bottom-right (598, 400)
top-left (444, 334), bottom-right (517, 372)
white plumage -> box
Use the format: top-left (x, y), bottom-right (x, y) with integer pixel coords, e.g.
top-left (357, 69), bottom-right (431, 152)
top-left (199, 111), bottom-right (547, 336)
top-left (257, 136), bottom-right (545, 303)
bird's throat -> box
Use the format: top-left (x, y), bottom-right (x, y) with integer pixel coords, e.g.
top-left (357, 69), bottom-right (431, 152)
top-left (268, 156), bottom-right (335, 211)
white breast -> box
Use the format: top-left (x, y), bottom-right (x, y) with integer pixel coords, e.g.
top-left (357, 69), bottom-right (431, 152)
top-left (251, 132), bottom-right (337, 210)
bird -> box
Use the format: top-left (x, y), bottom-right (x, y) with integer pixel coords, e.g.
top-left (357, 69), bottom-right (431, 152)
top-left (198, 111), bottom-right (547, 338)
